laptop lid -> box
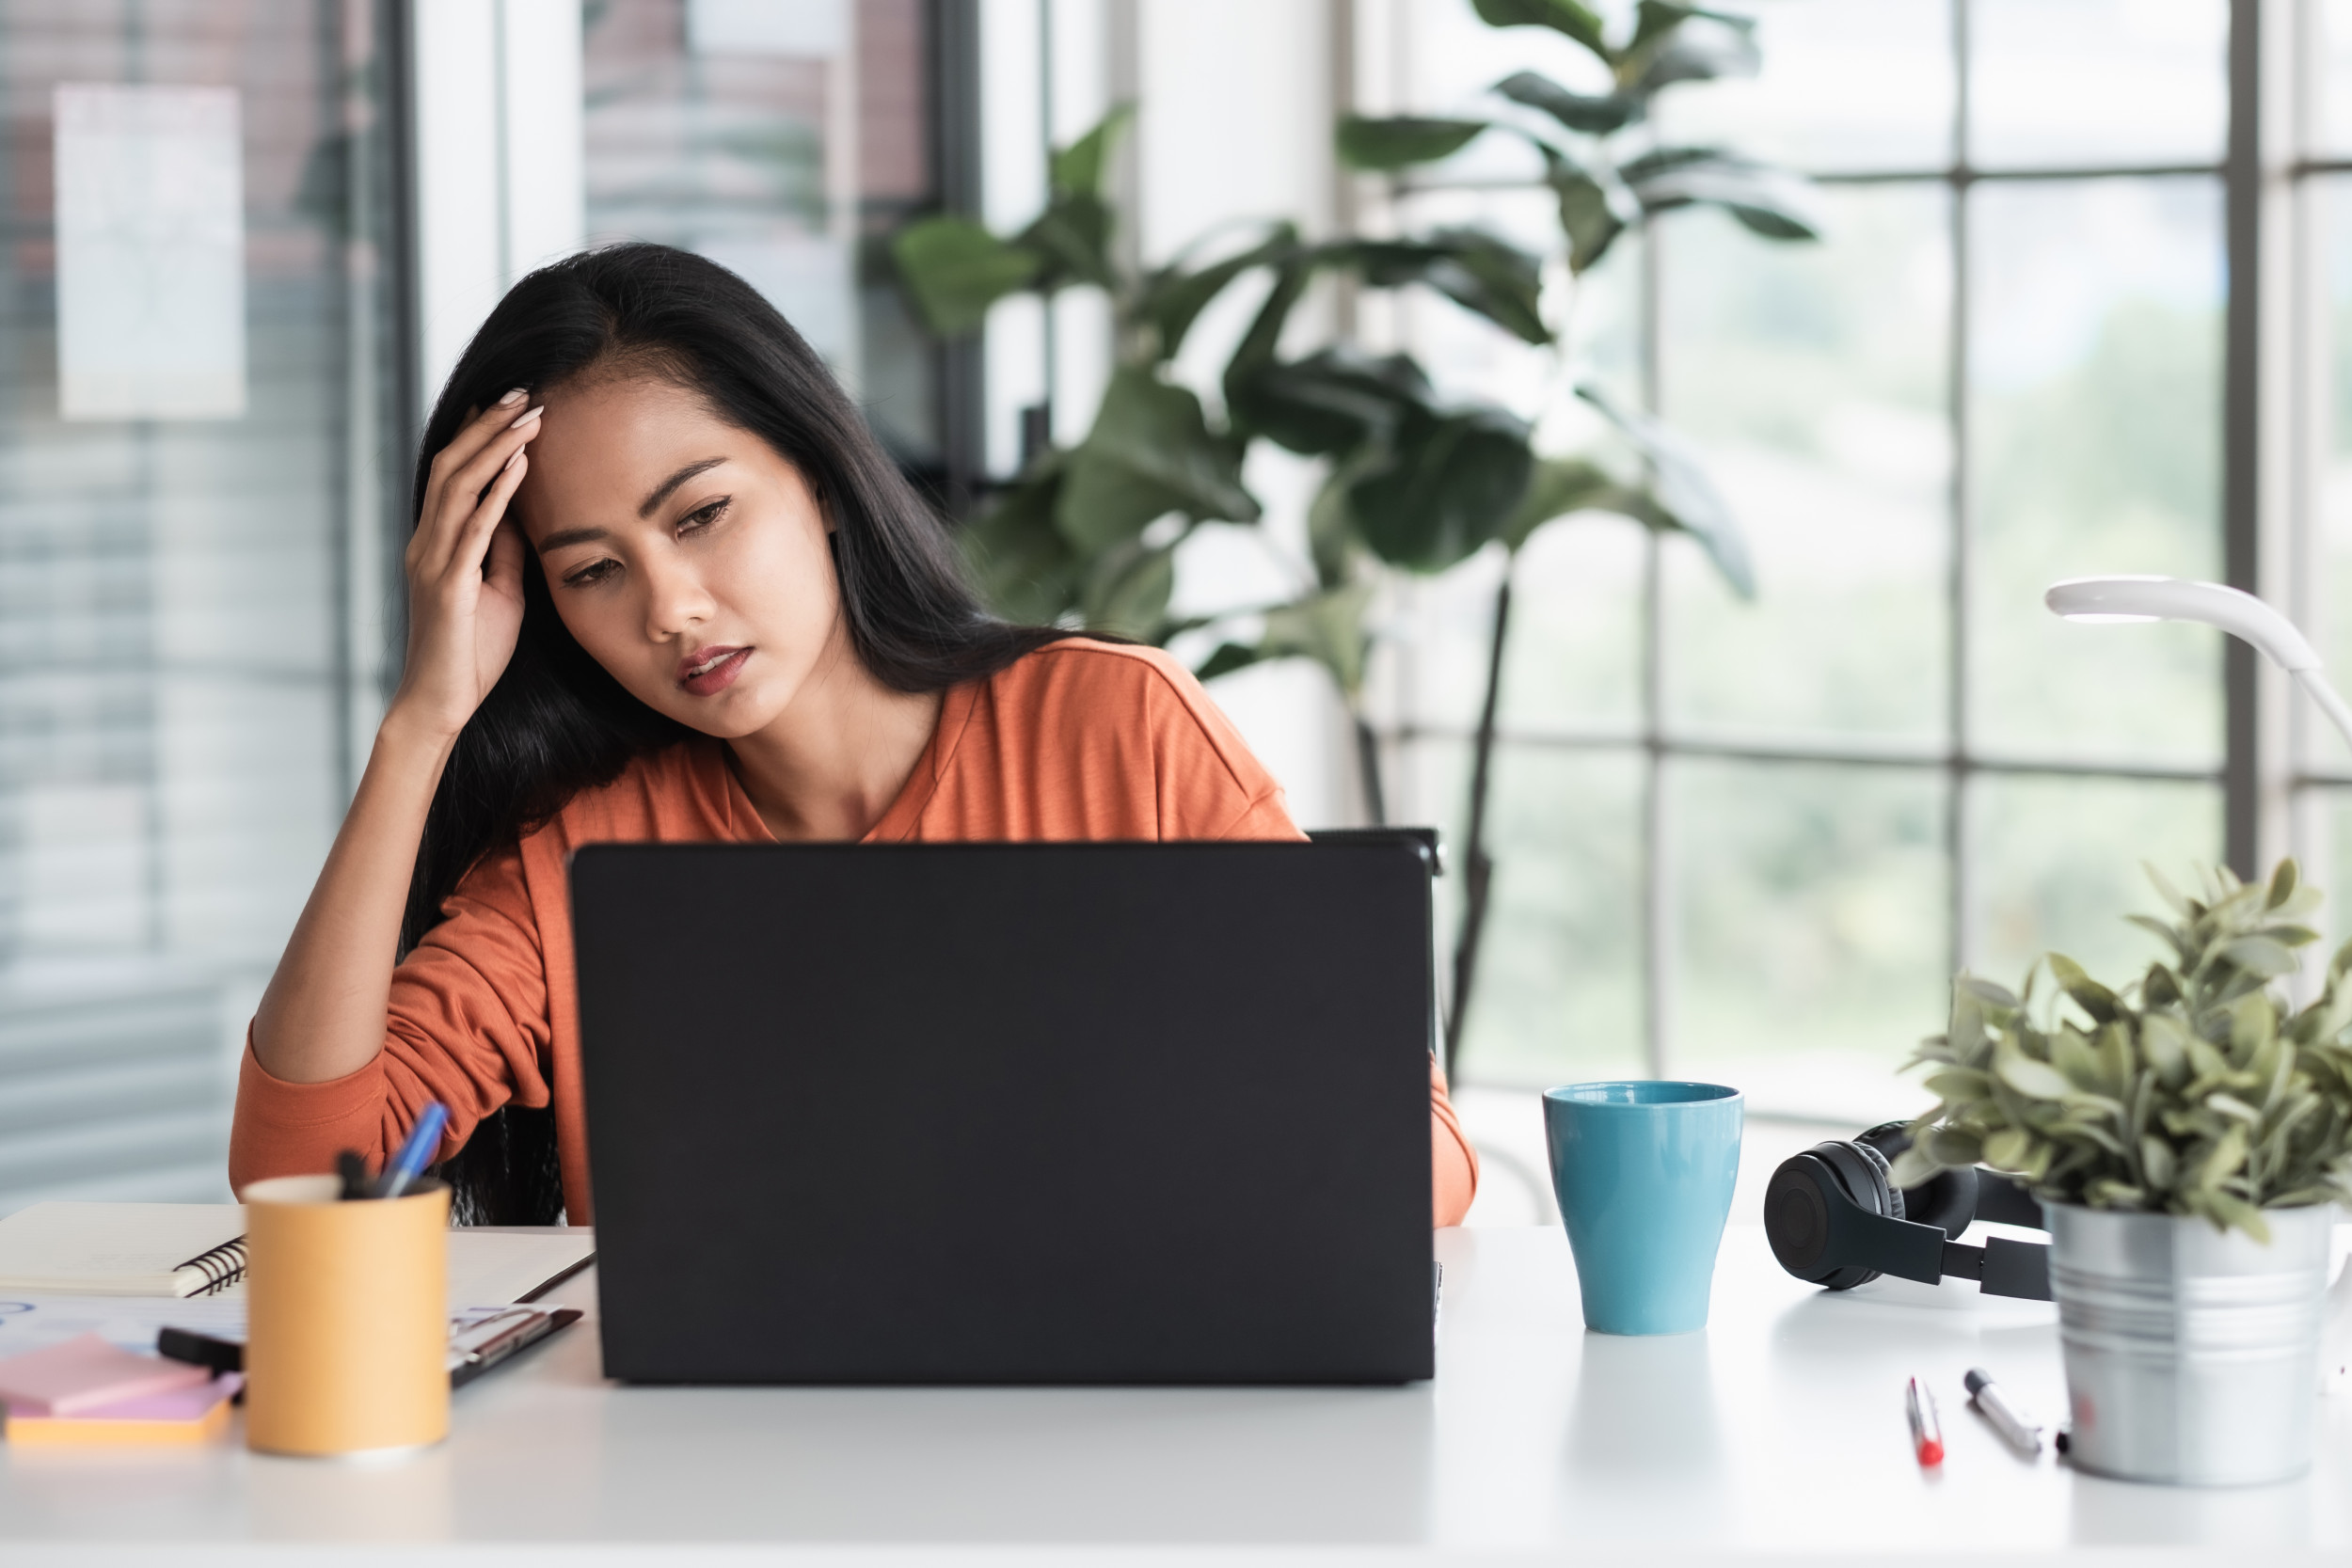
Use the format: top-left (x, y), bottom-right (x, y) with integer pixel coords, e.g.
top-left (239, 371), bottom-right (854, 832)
top-left (571, 840), bottom-right (1434, 1385)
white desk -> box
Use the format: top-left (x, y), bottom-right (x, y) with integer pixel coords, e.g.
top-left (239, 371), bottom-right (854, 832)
top-left (1, 1223), bottom-right (2348, 1564)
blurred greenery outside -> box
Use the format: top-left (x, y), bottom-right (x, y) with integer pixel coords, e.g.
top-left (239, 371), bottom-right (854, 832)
top-left (1426, 171), bottom-right (2230, 1114)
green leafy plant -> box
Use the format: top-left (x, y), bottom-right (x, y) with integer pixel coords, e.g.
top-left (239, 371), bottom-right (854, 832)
top-left (1891, 861), bottom-right (2352, 1241)
top-left (890, 0), bottom-right (1816, 1069)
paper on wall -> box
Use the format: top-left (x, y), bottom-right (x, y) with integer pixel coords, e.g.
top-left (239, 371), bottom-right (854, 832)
top-left (53, 83), bottom-right (246, 420)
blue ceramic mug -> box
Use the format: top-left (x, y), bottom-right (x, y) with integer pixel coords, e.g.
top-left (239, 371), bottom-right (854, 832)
top-left (1543, 1081), bottom-right (1743, 1336)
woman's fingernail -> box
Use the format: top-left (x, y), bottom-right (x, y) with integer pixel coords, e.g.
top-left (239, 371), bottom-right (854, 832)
top-left (509, 405), bottom-right (544, 429)
top-left (497, 388), bottom-right (527, 407)
top-left (504, 448), bottom-right (524, 470)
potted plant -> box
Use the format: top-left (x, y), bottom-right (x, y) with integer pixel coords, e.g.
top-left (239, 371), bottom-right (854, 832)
top-left (1892, 860), bottom-right (2352, 1487)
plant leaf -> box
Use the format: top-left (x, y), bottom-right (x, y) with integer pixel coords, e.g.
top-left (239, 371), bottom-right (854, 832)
top-left (1136, 224), bottom-right (1298, 361)
top-left (1497, 458), bottom-right (1673, 552)
top-left (1622, 147), bottom-right (1821, 240)
top-left (892, 217), bottom-right (1041, 337)
top-left (1016, 193), bottom-right (1118, 290)
top-left (1077, 537), bottom-right (1179, 640)
top-left (1226, 346), bottom-right (1430, 458)
top-left (1493, 71), bottom-right (1642, 135)
top-left (1057, 369), bottom-right (1259, 552)
top-left (1577, 383), bottom-right (1755, 597)
top-left (2266, 857), bottom-right (2299, 911)
top-left (962, 467), bottom-right (1078, 625)
top-left (1959, 974), bottom-right (2022, 1010)
top-left (1049, 103), bottom-right (1136, 198)
top-left (1539, 148), bottom-right (1642, 275)
top-left (1333, 229), bottom-right (1552, 345)
top-left (1335, 115), bottom-right (1489, 170)
top-left (1248, 582), bottom-right (1379, 697)
top-left (1926, 1128), bottom-right (1983, 1167)
top-left (1348, 404), bottom-right (1535, 572)
top-left (2221, 935), bottom-right (2297, 979)
top-left (1981, 1128), bottom-right (2029, 1170)
top-left (1471, 0), bottom-right (1613, 63)
top-left (1994, 1040), bottom-right (2074, 1101)
top-left (1620, 3), bottom-right (1759, 93)
top-left (1887, 1146), bottom-right (1940, 1188)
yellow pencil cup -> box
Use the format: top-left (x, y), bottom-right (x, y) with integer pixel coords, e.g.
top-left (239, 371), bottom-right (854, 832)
top-left (240, 1174), bottom-right (449, 1458)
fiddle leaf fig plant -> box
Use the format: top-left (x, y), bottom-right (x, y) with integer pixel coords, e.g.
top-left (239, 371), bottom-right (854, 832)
top-left (1891, 861), bottom-right (2352, 1242)
top-left (891, 0), bottom-right (1816, 1073)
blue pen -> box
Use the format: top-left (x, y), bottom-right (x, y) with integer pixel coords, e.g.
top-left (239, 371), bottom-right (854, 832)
top-left (373, 1101), bottom-right (450, 1199)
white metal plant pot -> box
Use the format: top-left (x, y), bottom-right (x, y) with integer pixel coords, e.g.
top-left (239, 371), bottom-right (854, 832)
top-left (2048, 1202), bottom-right (2332, 1487)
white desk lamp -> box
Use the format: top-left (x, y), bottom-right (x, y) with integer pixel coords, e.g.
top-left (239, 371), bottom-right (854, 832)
top-left (2043, 576), bottom-right (2352, 756)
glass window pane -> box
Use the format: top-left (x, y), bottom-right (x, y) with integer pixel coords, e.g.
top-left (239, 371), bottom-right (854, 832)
top-left (1970, 0), bottom-right (2227, 169)
top-left (1968, 178), bottom-right (2224, 767)
top-left (1654, 0), bottom-right (1954, 174)
top-left (1444, 744), bottom-right (1646, 1088)
top-left (1659, 184), bottom-right (1953, 745)
top-left (2316, 2), bottom-right (2352, 158)
top-left (1969, 774), bottom-right (2222, 991)
top-left (1497, 523), bottom-right (1644, 736)
top-left (0, 4), bottom-right (397, 1206)
top-left (1670, 760), bottom-right (1948, 1123)
top-left (585, 0), bottom-right (946, 463)
top-left (2303, 788), bottom-right (2352, 954)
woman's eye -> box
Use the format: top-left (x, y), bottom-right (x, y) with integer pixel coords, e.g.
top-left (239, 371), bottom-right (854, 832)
top-left (562, 559), bottom-right (618, 588)
top-left (679, 497), bottom-right (730, 535)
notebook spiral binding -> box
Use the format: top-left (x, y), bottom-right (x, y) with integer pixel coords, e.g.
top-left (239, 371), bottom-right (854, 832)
top-left (175, 1237), bottom-right (248, 1296)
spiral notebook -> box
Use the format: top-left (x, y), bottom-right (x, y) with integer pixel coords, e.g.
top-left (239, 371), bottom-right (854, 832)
top-left (0, 1205), bottom-right (248, 1298)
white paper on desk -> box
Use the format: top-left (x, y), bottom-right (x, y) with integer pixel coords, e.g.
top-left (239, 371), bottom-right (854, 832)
top-left (0, 1292), bottom-right (248, 1358)
top-left (53, 83), bottom-right (246, 420)
top-left (0, 1230), bottom-right (593, 1360)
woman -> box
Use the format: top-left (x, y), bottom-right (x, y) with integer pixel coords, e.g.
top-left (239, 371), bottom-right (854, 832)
top-left (230, 243), bottom-right (1478, 1227)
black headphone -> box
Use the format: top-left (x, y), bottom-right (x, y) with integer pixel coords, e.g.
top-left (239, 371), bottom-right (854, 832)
top-left (1763, 1122), bottom-right (2052, 1301)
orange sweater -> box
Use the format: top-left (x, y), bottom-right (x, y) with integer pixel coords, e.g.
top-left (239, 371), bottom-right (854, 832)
top-left (230, 640), bottom-right (1479, 1225)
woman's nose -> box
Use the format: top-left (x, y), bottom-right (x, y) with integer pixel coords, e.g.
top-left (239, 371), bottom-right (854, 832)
top-left (640, 555), bottom-right (714, 640)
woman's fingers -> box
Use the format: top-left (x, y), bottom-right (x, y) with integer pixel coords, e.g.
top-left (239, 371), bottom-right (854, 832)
top-left (417, 405), bottom-right (543, 579)
top-left (415, 391), bottom-right (533, 569)
top-left (445, 447), bottom-right (529, 587)
top-left (482, 514), bottom-right (526, 601)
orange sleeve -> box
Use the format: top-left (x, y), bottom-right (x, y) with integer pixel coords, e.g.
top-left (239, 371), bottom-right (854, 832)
top-left (1430, 1053), bottom-right (1478, 1227)
top-left (228, 841), bottom-right (553, 1193)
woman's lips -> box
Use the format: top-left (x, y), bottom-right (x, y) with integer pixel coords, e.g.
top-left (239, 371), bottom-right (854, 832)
top-left (678, 646), bottom-right (751, 696)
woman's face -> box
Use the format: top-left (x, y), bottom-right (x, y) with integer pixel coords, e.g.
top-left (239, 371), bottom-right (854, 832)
top-left (514, 373), bottom-right (844, 738)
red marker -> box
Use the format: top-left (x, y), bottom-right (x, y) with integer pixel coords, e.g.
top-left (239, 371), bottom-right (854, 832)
top-left (1907, 1376), bottom-right (1945, 1467)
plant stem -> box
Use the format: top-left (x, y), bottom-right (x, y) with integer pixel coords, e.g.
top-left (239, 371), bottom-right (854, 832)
top-left (1353, 711), bottom-right (1388, 826)
top-left (1444, 562), bottom-right (1513, 1078)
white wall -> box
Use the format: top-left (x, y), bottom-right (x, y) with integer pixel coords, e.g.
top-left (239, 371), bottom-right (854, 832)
top-left (412, 0), bottom-right (586, 416)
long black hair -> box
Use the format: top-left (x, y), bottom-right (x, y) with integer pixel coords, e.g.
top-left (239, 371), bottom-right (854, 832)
top-left (407, 243), bottom-right (1065, 1223)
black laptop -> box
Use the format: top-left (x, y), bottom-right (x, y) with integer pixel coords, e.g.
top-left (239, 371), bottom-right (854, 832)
top-left (569, 838), bottom-right (1437, 1386)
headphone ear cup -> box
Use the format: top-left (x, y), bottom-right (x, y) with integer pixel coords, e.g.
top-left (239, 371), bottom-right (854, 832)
top-left (1855, 1141), bottom-right (1903, 1223)
top-left (1765, 1143), bottom-right (1893, 1291)
top-left (1815, 1138), bottom-right (1901, 1225)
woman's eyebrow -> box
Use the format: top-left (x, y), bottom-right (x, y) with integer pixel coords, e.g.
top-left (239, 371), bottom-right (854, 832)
top-left (638, 456), bottom-right (727, 517)
top-left (536, 525), bottom-right (609, 555)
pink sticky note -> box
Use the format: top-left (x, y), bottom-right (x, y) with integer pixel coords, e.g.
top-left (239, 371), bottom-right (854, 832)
top-left (70, 1371), bottom-right (241, 1422)
top-left (0, 1333), bottom-right (211, 1417)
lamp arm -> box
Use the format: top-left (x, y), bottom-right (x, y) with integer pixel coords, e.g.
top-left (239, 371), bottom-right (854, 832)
top-left (2295, 670), bottom-right (2352, 763)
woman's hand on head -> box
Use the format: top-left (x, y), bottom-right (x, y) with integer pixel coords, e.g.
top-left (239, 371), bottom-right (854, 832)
top-left (389, 389), bottom-right (543, 744)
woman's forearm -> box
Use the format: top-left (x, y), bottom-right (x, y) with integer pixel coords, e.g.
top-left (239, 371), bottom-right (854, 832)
top-left (249, 708), bottom-right (456, 1084)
